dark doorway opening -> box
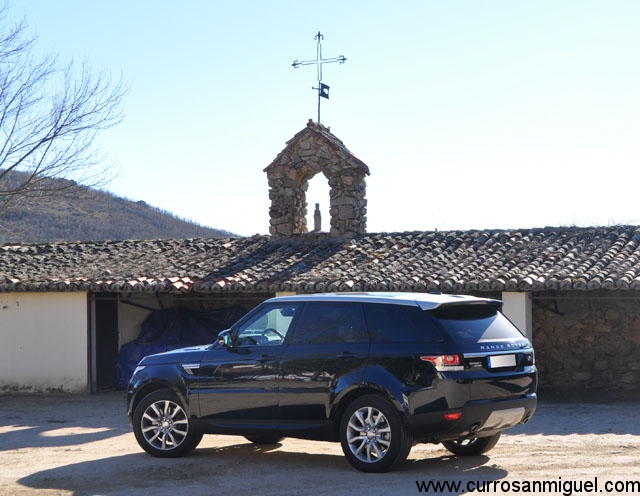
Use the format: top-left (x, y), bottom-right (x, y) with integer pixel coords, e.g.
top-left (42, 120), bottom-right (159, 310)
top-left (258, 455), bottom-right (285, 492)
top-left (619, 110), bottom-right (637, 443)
top-left (94, 294), bottom-right (119, 391)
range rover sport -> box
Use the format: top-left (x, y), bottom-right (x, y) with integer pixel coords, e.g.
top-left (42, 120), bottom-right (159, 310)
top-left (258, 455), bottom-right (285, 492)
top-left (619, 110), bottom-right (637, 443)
top-left (127, 292), bottom-right (537, 472)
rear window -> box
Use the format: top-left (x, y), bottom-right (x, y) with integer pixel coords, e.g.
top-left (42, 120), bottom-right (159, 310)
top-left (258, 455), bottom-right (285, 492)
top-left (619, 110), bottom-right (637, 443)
top-left (431, 305), bottom-right (524, 343)
top-left (364, 303), bottom-right (445, 343)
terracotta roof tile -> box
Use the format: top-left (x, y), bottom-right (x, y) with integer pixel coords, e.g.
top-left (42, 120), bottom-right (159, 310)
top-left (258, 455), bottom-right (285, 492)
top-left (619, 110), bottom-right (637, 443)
top-left (3, 226), bottom-right (640, 293)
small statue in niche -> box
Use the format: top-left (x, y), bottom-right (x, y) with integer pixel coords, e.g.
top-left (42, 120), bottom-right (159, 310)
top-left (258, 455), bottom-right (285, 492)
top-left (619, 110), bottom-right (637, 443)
top-left (313, 203), bottom-right (321, 231)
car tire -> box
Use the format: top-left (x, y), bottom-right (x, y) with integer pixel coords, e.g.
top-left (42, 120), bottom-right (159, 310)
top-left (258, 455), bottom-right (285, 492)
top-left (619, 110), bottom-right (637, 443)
top-left (442, 432), bottom-right (501, 456)
top-left (132, 389), bottom-right (203, 458)
top-left (244, 435), bottom-right (285, 444)
top-left (339, 395), bottom-right (412, 473)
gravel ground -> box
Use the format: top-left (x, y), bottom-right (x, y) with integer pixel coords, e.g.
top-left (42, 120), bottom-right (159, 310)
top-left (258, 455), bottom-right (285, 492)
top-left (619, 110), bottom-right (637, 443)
top-left (1, 391), bottom-right (639, 496)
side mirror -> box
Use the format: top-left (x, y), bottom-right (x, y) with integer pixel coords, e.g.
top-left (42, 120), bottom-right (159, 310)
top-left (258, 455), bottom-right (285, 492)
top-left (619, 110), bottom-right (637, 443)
top-left (218, 329), bottom-right (232, 347)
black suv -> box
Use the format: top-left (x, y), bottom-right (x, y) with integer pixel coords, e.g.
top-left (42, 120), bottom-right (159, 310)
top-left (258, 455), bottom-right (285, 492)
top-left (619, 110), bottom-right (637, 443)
top-left (127, 292), bottom-right (536, 472)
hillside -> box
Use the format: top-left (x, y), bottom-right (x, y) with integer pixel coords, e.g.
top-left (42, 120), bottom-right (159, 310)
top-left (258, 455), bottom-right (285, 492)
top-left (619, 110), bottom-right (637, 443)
top-left (0, 177), bottom-right (235, 244)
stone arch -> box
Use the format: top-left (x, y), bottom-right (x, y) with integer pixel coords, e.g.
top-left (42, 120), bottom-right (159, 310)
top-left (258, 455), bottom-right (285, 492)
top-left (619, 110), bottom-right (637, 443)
top-left (264, 120), bottom-right (370, 239)
top-left (302, 169), bottom-right (331, 232)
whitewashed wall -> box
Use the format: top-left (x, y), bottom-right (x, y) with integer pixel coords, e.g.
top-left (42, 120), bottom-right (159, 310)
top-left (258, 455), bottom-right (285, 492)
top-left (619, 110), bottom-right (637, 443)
top-left (502, 292), bottom-right (533, 341)
top-left (117, 296), bottom-right (159, 347)
top-left (0, 292), bottom-right (88, 393)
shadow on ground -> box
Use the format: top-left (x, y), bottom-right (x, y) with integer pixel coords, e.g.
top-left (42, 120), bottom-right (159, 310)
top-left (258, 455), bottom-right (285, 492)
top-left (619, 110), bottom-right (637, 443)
top-left (18, 442), bottom-right (506, 496)
top-left (0, 392), bottom-right (129, 452)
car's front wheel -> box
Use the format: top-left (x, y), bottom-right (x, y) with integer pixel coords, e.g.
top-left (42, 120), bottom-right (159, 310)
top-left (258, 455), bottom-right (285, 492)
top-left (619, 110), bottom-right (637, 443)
top-left (442, 432), bottom-right (501, 456)
top-left (339, 395), bottom-right (412, 472)
top-left (132, 389), bottom-right (202, 457)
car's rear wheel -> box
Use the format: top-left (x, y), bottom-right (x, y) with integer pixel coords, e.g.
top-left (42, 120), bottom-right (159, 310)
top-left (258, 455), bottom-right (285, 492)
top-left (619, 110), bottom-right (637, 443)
top-left (442, 432), bottom-right (501, 456)
top-left (244, 435), bottom-right (285, 444)
top-left (132, 389), bottom-right (202, 458)
top-left (339, 395), bottom-right (412, 472)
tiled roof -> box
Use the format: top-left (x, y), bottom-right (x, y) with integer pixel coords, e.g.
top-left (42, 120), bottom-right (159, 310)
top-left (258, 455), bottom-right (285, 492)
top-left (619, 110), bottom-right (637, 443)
top-left (2, 225), bottom-right (640, 293)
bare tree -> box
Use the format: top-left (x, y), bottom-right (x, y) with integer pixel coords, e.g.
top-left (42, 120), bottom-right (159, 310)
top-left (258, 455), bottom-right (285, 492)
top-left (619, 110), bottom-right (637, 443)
top-left (0, 4), bottom-right (127, 212)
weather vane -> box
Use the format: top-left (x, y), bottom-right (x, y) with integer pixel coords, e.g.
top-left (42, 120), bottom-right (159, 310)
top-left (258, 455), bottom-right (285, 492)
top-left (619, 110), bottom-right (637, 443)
top-left (292, 31), bottom-right (346, 124)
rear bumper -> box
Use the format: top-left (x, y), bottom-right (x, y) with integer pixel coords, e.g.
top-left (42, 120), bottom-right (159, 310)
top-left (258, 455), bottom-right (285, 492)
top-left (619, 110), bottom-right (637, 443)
top-left (405, 393), bottom-right (537, 443)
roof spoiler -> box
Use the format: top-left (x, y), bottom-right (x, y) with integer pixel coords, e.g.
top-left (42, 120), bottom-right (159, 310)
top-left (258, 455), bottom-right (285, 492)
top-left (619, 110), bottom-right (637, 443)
top-left (416, 296), bottom-right (503, 311)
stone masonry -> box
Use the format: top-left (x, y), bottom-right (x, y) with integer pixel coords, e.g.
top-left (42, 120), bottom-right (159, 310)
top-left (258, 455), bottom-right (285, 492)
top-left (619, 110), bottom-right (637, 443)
top-left (533, 290), bottom-right (640, 391)
top-left (264, 120), bottom-right (370, 239)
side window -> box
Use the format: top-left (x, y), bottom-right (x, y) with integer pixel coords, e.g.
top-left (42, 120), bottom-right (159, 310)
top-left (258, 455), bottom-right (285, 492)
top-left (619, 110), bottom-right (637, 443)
top-left (364, 303), bottom-right (444, 343)
top-left (289, 302), bottom-right (368, 345)
top-left (235, 303), bottom-right (300, 346)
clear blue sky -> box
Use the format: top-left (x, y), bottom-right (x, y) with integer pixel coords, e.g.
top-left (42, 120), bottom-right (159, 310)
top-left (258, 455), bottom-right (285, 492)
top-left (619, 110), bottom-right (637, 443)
top-left (9, 1), bottom-right (640, 236)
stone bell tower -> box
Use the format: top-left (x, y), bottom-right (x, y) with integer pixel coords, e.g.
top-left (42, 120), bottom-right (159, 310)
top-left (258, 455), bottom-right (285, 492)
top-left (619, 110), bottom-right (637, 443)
top-left (264, 120), bottom-right (370, 239)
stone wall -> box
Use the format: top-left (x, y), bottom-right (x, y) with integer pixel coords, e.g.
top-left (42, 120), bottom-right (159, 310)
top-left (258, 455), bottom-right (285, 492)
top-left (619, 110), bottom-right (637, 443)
top-left (265, 121), bottom-right (369, 239)
top-left (533, 290), bottom-right (640, 390)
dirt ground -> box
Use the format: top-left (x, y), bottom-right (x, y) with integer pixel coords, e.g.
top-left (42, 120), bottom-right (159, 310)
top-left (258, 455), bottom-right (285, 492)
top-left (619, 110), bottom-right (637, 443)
top-left (1, 391), bottom-right (639, 496)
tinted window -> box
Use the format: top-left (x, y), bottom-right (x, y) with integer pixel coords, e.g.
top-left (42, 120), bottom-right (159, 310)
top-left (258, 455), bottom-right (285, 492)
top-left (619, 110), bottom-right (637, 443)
top-left (431, 305), bottom-right (524, 343)
top-left (289, 302), bottom-right (368, 344)
top-left (235, 303), bottom-right (300, 346)
top-left (364, 303), bottom-right (444, 343)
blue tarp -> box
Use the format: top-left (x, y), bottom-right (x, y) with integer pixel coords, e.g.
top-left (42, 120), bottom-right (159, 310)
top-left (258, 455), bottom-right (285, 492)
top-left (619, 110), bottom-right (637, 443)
top-left (115, 306), bottom-right (245, 389)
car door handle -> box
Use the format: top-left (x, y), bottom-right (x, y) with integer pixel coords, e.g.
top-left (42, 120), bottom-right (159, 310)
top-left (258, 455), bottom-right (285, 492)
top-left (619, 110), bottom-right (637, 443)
top-left (336, 351), bottom-right (359, 359)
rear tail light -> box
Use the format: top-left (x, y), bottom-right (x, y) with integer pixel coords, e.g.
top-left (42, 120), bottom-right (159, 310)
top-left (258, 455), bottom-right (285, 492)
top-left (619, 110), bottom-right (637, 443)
top-left (443, 412), bottom-right (463, 421)
top-left (420, 354), bottom-right (464, 371)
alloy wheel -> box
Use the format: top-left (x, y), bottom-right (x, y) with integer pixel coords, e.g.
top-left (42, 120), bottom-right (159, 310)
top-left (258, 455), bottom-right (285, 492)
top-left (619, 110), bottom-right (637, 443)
top-left (140, 399), bottom-right (189, 451)
top-left (345, 405), bottom-right (392, 463)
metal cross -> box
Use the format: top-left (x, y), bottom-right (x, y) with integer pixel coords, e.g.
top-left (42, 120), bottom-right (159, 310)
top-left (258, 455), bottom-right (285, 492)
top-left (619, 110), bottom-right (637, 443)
top-left (292, 32), bottom-right (346, 124)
